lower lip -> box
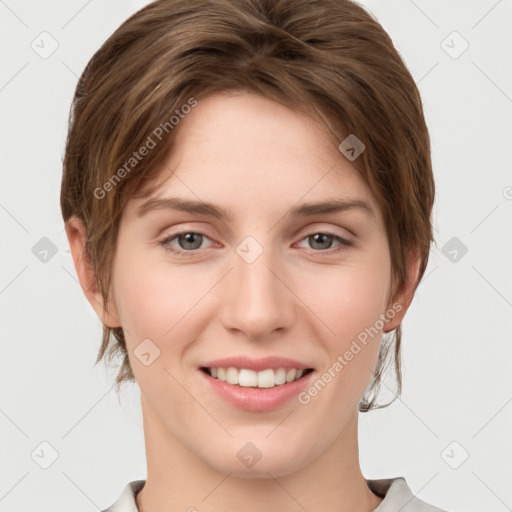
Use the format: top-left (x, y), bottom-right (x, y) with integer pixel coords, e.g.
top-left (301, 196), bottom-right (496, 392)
top-left (199, 369), bottom-right (314, 412)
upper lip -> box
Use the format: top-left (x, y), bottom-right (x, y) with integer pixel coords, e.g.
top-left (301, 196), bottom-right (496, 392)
top-left (200, 356), bottom-right (314, 372)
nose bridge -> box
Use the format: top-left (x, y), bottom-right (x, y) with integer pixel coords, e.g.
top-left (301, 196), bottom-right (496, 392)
top-left (236, 234), bottom-right (283, 305)
top-left (223, 235), bottom-right (291, 339)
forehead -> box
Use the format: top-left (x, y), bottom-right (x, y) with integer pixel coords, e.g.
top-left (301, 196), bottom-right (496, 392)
top-left (166, 91), bottom-right (340, 172)
top-left (126, 91), bottom-right (378, 223)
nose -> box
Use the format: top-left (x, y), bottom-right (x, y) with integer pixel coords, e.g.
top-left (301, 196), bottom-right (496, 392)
top-left (220, 242), bottom-right (295, 341)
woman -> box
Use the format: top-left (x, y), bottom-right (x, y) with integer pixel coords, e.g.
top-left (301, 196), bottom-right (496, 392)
top-left (61, 0), bottom-right (448, 510)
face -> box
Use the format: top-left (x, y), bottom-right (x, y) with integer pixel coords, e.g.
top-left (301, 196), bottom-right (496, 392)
top-left (71, 91), bottom-right (415, 478)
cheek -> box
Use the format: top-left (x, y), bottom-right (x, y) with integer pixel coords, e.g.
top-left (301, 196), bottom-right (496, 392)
top-left (112, 259), bottom-right (201, 404)
top-left (114, 236), bottom-right (392, 342)
top-left (311, 253), bottom-right (391, 341)
top-left (113, 248), bottom-right (200, 335)
top-left (111, 253), bottom-right (214, 386)
top-left (304, 246), bottom-right (392, 403)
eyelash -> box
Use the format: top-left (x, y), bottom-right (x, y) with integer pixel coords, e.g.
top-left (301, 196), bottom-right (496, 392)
top-left (159, 230), bottom-right (353, 258)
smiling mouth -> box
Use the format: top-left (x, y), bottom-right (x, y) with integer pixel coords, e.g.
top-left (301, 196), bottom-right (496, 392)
top-left (200, 366), bottom-right (314, 389)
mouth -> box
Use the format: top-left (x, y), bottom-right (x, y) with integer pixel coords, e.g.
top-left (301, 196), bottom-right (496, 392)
top-left (200, 366), bottom-right (314, 389)
top-left (198, 357), bottom-right (317, 411)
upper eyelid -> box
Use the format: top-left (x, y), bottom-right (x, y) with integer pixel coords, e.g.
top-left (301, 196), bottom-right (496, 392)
top-left (161, 223), bottom-right (352, 236)
top-left (161, 227), bottom-right (353, 248)
top-left (160, 219), bottom-right (355, 237)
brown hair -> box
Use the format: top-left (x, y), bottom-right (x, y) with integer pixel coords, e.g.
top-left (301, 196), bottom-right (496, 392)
top-left (60, 0), bottom-right (435, 411)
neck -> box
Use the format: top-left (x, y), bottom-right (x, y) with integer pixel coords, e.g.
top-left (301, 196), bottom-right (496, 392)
top-left (136, 397), bottom-right (383, 512)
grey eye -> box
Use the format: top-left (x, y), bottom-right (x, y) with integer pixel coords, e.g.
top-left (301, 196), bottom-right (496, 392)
top-left (176, 232), bottom-right (205, 250)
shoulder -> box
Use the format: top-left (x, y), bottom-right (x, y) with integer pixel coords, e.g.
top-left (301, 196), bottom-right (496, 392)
top-left (101, 480), bottom-right (146, 512)
top-left (367, 477), bottom-right (450, 512)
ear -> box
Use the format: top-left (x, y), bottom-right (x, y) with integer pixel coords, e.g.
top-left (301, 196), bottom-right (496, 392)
top-left (383, 246), bottom-right (422, 333)
top-left (65, 216), bottom-right (121, 328)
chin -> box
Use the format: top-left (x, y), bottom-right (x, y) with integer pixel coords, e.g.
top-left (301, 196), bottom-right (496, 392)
top-left (203, 442), bottom-right (308, 479)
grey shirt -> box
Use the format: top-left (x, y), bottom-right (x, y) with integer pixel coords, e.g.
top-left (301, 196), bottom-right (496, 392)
top-left (102, 477), bottom-right (449, 511)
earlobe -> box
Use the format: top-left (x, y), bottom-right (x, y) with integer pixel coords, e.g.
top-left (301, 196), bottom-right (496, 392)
top-left (383, 247), bottom-right (422, 333)
top-left (65, 217), bottom-right (121, 328)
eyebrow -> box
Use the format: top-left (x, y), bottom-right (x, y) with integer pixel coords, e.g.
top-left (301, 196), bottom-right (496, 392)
top-left (137, 196), bottom-right (375, 220)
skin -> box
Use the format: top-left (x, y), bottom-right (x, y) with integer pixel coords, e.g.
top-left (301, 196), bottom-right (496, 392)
top-left (67, 91), bottom-right (420, 512)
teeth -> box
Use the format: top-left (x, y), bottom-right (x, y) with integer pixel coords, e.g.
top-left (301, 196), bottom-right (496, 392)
top-left (239, 368), bottom-right (258, 387)
top-left (286, 368), bottom-right (297, 382)
top-left (275, 368), bottom-right (286, 385)
top-left (257, 369), bottom-right (275, 388)
top-left (226, 367), bottom-right (239, 385)
top-left (207, 367), bottom-right (308, 388)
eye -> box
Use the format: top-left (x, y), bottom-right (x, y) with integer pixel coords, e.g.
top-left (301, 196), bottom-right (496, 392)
top-left (160, 231), bottom-right (214, 257)
top-left (159, 230), bottom-right (353, 258)
top-left (297, 232), bottom-right (353, 255)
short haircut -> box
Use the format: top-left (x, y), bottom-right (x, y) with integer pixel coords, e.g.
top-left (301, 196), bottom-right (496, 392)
top-left (60, 0), bottom-right (435, 411)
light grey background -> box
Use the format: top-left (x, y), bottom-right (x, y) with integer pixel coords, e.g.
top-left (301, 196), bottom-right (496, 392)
top-left (1, 1), bottom-right (511, 511)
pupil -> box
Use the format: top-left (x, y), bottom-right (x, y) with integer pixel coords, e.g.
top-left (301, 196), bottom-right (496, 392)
top-left (181, 233), bottom-right (201, 250)
top-left (312, 233), bottom-right (331, 250)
